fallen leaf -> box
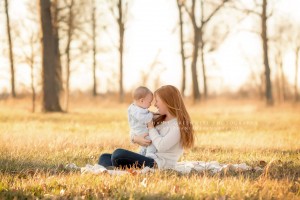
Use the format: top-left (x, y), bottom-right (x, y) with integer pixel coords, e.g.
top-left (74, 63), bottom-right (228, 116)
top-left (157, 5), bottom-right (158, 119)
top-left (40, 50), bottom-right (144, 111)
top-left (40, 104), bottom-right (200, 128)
top-left (126, 169), bottom-right (138, 175)
top-left (172, 185), bottom-right (180, 193)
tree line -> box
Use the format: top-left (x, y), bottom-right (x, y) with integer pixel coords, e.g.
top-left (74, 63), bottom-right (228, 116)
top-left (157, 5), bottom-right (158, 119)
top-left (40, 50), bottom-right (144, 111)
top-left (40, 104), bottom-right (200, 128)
top-left (1, 0), bottom-right (300, 112)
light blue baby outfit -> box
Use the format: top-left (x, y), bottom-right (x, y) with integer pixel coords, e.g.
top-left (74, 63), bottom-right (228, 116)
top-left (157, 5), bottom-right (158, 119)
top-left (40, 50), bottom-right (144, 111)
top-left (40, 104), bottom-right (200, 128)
top-left (127, 103), bottom-right (157, 159)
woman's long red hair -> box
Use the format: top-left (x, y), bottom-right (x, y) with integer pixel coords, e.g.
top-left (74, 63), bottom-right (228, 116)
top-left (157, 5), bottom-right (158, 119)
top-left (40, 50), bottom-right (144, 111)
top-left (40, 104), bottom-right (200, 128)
top-left (153, 85), bottom-right (194, 149)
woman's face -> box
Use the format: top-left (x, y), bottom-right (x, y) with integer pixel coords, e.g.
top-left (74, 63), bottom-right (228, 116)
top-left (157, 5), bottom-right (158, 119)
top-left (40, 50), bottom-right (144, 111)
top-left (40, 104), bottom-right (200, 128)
top-left (154, 94), bottom-right (168, 115)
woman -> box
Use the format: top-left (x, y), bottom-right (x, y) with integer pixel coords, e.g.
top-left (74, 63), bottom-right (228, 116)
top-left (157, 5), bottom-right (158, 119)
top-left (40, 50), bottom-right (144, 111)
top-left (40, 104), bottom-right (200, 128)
top-left (98, 85), bottom-right (194, 169)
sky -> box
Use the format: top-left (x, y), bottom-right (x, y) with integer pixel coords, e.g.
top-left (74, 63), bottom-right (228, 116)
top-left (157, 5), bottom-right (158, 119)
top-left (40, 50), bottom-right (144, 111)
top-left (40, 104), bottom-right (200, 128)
top-left (0, 0), bottom-right (300, 95)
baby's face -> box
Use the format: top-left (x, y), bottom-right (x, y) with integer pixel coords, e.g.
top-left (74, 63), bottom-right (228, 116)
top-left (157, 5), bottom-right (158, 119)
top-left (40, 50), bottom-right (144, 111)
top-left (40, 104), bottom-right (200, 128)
top-left (139, 93), bottom-right (153, 109)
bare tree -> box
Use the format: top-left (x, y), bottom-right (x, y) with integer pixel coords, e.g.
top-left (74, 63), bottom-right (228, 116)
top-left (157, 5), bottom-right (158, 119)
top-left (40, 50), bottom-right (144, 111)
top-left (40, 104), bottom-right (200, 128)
top-left (184, 0), bottom-right (229, 101)
top-left (63, 0), bottom-right (75, 111)
top-left (261, 0), bottom-right (273, 105)
top-left (291, 23), bottom-right (300, 102)
top-left (109, 0), bottom-right (129, 102)
top-left (271, 18), bottom-right (289, 103)
top-left (235, 0), bottom-right (273, 105)
top-left (15, 1), bottom-right (41, 112)
top-left (52, 0), bottom-right (63, 95)
top-left (20, 27), bottom-right (40, 112)
top-left (269, 16), bottom-right (300, 101)
top-left (24, 34), bottom-right (38, 113)
top-left (74, 0), bottom-right (103, 97)
top-left (4, 0), bottom-right (16, 97)
top-left (92, 0), bottom-right (97, 96)
top-left (71, 0), bottom-right (104, 97)
top-left (184, 0), bottom-right (201, 101)
top-left (177, 0), bottom-right (187, 96)
top-left (47, 0), bottom-right (92, 110)
top-left (274, 49), bottom-right (284, 103)
top-left (117, 0), bottom-right (126, 102)
top-left (39, 0), bottom-right (62, 112)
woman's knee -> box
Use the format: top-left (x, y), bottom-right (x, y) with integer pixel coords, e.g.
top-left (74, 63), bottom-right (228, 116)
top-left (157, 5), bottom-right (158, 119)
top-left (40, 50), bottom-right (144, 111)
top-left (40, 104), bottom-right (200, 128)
top-left (111, 148), bottom-right (126, 160)
top-left (98, 153), bottom-right (112, 166)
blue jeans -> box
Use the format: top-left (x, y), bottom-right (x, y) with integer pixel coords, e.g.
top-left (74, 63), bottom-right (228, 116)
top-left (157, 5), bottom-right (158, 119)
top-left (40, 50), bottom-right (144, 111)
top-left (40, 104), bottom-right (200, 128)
top-left (98, 148), bottom-right (156, 169)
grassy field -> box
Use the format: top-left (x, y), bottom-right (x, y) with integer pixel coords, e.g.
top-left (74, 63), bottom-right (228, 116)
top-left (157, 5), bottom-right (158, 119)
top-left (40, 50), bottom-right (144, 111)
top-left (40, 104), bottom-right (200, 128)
top-left (0, 97), bottom-right (299, 199)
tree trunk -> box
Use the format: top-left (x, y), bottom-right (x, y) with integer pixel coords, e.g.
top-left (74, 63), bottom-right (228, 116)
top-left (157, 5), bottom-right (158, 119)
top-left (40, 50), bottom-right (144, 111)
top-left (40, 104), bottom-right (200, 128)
top-left (4, 0), bottom-right (16, 98)
top-left (279, 58), bottom-right (286, 102)
top-left (64, 0), bottom-right (74, 112)
top-left (262, 0), bottom-right (273, 105)
top-left (27, 35), bottom-right (36, 113)
top-left (118, 0), bottom-right (124, 103)
top-left (39, 0), bottom-right (62, 112)
top-left (52, 0), bottom-right (63, 95)
top-left (200, 30), bottom-right (207, 98)
top-left (199, 0), bottom-right (207, 99)
top-left (189, 0), bottom-right (201, 102)
top-left (30, 50), bottom-right (36, 113)
top-left (65, 47), bottom-right (70, 112)
top-left (275, 50), bottom-right (282, 103)
top-left (191, 28), bottom-right (201, 101)
top-left (295, 47), bottom-right (299, 102)
top-left (92, 0), bottom-right (97, 96)
top-left (177, 0), bottom-right (186, 96)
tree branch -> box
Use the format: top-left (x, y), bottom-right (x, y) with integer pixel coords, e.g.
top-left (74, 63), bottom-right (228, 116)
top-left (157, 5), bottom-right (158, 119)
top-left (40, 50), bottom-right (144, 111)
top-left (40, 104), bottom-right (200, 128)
top-left (202, 0), bottom-right (230, 26)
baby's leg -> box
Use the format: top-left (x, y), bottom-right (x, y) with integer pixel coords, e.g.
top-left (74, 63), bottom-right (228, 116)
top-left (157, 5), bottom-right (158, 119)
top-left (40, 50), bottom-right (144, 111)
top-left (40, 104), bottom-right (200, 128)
top-left (145, 144), bottom-right (157, 159)
top-left (139, 146), bottom-right (147, 156)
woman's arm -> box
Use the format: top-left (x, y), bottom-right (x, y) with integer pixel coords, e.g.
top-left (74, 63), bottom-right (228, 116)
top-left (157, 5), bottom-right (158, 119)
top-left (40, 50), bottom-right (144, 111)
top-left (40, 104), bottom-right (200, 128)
top-left (147, 121), bottom-right (180, 152)
top-left (132, 133), bottom-right (152, 146)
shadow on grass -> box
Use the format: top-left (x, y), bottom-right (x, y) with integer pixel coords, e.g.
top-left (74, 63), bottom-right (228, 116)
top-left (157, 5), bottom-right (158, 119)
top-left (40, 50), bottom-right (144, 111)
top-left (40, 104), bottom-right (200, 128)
top-left (0, 189), bottom-right (203, 200)
top-left (0, 157), bottom-right (55, 172)
top-left (0, 157), bottom-right (80, 177)
top-left (0, 190), bottom-right (36, 200)
top-left (115, 192), bottom-right (203, 200)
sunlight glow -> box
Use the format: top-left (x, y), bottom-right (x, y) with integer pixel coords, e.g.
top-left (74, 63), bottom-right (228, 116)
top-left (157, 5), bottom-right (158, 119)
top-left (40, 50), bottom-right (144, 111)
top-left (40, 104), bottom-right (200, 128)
top-left (0, 0), bottom-right (300, 95)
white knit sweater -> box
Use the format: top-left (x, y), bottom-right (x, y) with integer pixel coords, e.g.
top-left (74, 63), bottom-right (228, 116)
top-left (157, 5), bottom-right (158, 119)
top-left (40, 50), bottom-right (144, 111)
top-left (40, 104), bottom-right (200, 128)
top-left (149, 118), bottom-right (183, 169)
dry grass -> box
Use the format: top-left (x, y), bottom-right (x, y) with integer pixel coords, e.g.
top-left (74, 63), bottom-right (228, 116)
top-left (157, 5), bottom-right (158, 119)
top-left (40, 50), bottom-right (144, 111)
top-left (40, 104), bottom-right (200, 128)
top-left (0, 97), bottom-right (299, 199)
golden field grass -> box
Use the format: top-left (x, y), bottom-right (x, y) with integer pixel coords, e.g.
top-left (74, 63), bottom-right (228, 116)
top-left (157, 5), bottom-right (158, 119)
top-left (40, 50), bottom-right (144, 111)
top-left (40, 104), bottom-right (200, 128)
top-left (0, 96), bottom-right (299, 199)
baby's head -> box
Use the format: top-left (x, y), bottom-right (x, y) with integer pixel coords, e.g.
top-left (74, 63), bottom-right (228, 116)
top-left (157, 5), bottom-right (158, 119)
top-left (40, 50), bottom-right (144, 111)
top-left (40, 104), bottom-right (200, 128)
top-left (133, 86), bottom-right (153, 109)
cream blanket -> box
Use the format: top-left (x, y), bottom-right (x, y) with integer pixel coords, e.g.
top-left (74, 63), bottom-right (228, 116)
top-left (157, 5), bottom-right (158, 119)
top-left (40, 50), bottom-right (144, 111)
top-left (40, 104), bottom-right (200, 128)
top-left (66, 161), bottom-right (262, 175)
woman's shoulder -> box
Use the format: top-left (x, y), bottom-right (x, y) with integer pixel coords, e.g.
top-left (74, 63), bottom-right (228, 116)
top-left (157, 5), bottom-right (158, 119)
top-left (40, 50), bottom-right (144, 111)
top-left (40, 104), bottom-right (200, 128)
top-left (166, 118), bottom-right (178, 124)
top-left (157, 118), bottom-right (178, 128)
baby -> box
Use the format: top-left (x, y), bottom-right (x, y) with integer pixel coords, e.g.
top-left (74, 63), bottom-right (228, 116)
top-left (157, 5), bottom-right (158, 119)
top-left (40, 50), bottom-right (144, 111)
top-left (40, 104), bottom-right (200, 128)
top-left (127, 86), bottom-right (157, 159)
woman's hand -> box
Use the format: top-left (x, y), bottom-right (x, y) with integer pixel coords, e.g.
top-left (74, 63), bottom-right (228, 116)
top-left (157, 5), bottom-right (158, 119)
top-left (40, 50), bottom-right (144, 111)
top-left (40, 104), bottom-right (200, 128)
top-left (133, 133), bottom-right (152, 146)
